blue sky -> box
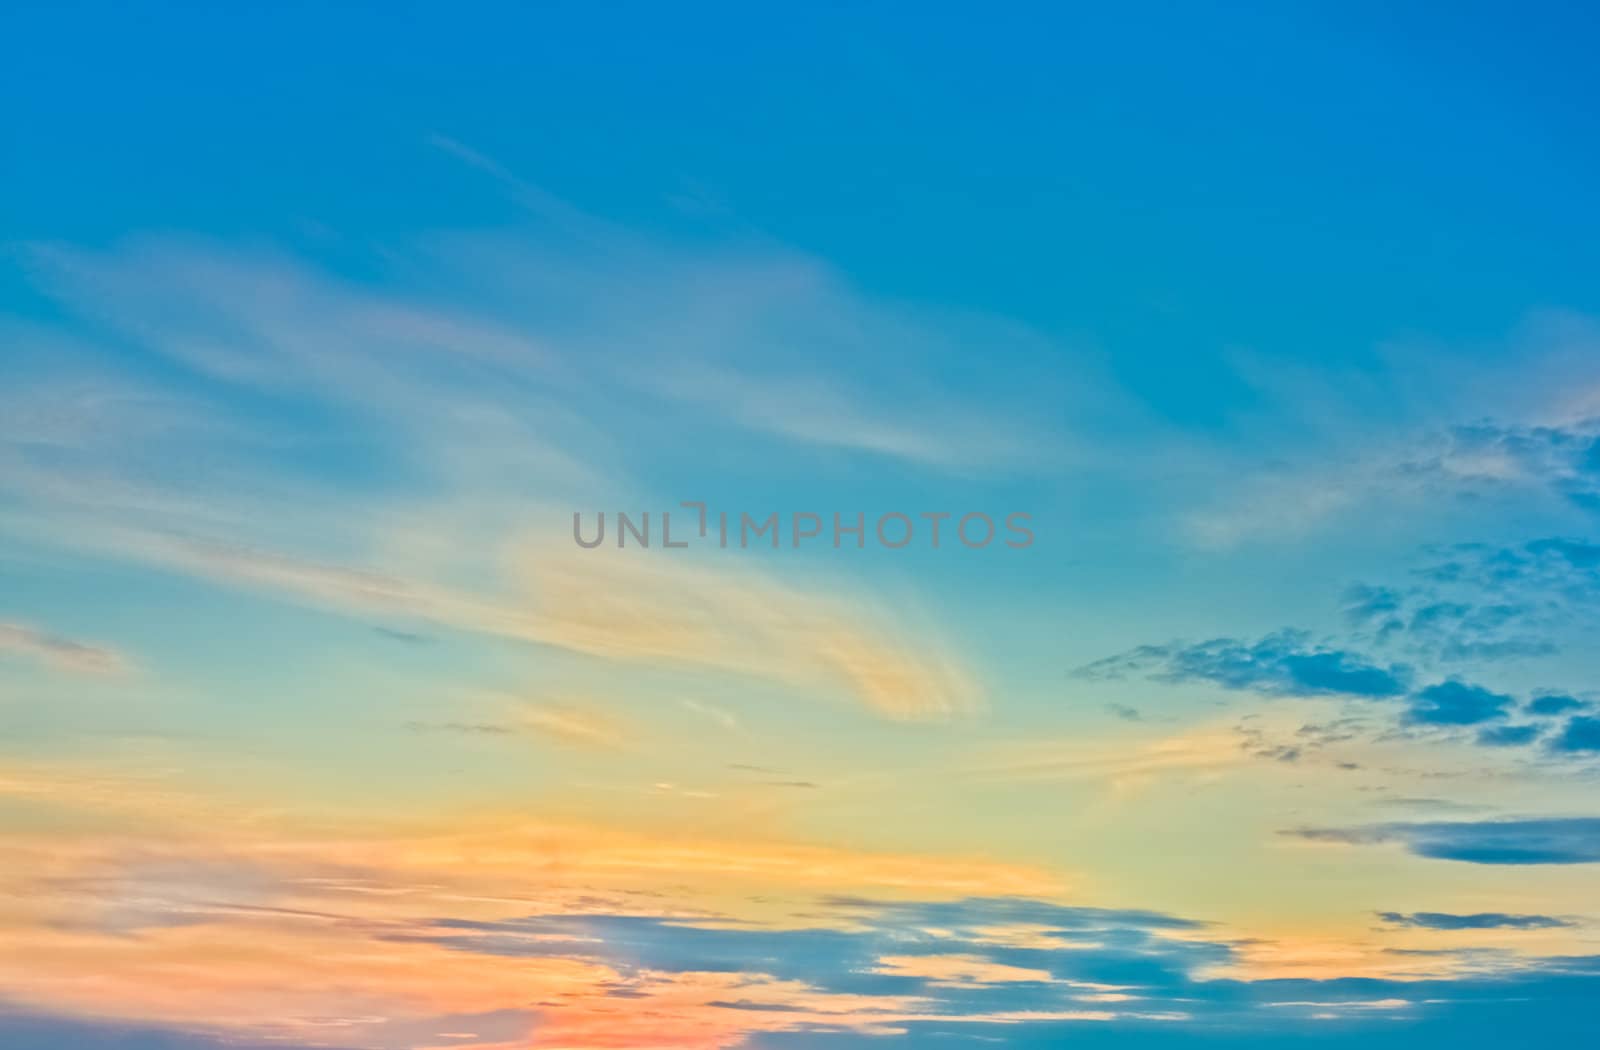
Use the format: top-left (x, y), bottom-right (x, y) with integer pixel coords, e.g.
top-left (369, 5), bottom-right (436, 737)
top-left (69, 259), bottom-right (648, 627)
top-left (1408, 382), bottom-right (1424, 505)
top-left (4, 3), bottom-right (1600, 1048)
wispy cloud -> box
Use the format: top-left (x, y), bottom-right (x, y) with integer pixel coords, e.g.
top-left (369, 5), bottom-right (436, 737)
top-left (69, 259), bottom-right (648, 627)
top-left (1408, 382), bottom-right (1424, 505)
top-left (517, 703), bottom-right (631, 750)
top-left (646, 361), bottom-right (1044, 473)
top-left (1178, 312), bottom-right (1600, 548)
top-left (407, 701), bottom-right (632, 750)
top-left (0, 621), bottom-right (129, 676)
top-left (1377, 911), bottom-right (1575, 931)
top-left (4, 231), bottom-right (1011, 721)
top-left (968, 724), bottom-right (1255, 785)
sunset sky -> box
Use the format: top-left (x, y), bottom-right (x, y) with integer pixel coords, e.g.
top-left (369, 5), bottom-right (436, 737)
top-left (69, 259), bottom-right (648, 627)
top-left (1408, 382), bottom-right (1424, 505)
top-left (4, 4), bottom-right (1600, 1048)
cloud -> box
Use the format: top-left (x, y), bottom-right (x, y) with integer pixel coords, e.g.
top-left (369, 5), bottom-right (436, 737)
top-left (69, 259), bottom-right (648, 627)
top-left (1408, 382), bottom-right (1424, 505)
top-left (5, 235), bottom-right (993, 722)
top-left (517, 703), bottom-right (631, 750)
top-left (44, 856), bottom-right (286, 936)
top-left (969, 725), bottom-right (1257, 784)
top-left (0, 1009), bottom-right (329, 1050)
top-left (1076, 619), bottom-right (1556, 754)
top-left (0, 621), bottom-right (129, 676)
top-left (1475, 724), bottom-right (1541, 747)
top-left (1531, 536), bottom-right (1600, 564)
top-left (1376, 911), bottom-right (1574, 931)
top-left (646, 362), bottom-right (1044, 473)
top-left (405, 721), bottom-right (514, 736)
top-left (25, 225), bottom-right (1066, 480)
top-left (408, 704), bottom-right (632, 750)
top-left (1368, 797), bottom-right (1486, 814)
top-left (1413, 420), bottom-right (1600, 514)
top-left (9, 815), bottom-right (1600, 1050)
top-left (1176, 310), bottom-right (1600, 548)
top-left (1527, 693), bottom-right (1586, 717)
top-left (1289, 818), bottom-right (1600, 864)
top-left (1342, 568), bottom-right (1568, 667)
top-left (1403, 681), bottom-right (1515, 726)
top-left (374, 626), bottom-right (432, 645)
top-left (1178, 413), bottom-right (1600, 551)
top-left (11, 145), bottom-right (1600, 1050)
top-left (1549, 715), bottom-right (1600, 754)
top-left (12, 520), bottom-right (978, 722)
top-left (389, 893), bottom-right (1600, 1046)
top-left (1342, 584), bottom-right (1404, 623)
top-left (0, 1001), bottom-right (536, 1050)
top-left (1075, 630), bottom-right (1411, 699)
top-left (403, 895), bottom-right (1227, 1013)
top-left (1348, 538), bottom-right (1600, 666)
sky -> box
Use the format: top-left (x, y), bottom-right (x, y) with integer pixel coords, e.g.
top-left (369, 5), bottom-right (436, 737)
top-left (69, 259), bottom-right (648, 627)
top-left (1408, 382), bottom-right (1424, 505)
top-left (3, 3), bottom-right (1600, 1048)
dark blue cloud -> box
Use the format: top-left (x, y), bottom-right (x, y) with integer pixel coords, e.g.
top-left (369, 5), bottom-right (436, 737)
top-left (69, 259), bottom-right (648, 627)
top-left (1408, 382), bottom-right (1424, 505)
top-left (749, 959), bottom-right (1600, 1050)
top-left (819, 895), bottom-right (1207, 932)
top-left (21, 891), bottom-right (1600, 1050)
top-left (1349, 535), bottom-right (1600, 664)
top-left (1377, 911), bottom-right (1574, 930)
top-left (1079, 624), bottom-right (1562, 748)
top-left (1077, 630), bottom-right (1410, 699)
top-left (1290, 817), bottom-right (1600, 864)
top-left (1551, 715), bottom-right (1600, 753)
top-left (0, 1005), bottom-right (533, 1050)
top-left (1527, 693), bottom-right (1586, 717)
top-left (1476, 723), bottom-right (1541, 747)
top-left (403, 897), bottom-right (1227, 1004)
top-left (1404, 680), bottom-right (1514, 726)
top-left (391, 892), bottom-right (1600, 1043)
top-left (0, 1009), bottom-right (323, 1050)
top-left (1412, 537), bottom-right (1600, 623)
top-left (1397, 600), bottom-right (1550, 662)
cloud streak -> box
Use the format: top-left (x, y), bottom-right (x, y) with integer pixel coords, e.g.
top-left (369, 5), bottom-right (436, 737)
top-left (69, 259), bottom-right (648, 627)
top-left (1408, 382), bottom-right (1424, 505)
top-left (1290, 818), bottom-right (1600, 865)
top-left (1377, 911), bottom-right (1574, 931)
top-left (0, 621), bottom-right (128, 676)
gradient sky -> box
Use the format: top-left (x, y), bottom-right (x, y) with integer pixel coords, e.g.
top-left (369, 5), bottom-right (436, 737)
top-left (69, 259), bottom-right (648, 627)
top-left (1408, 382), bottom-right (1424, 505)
top-left (4, 3), bottom-right (1600, 1048)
